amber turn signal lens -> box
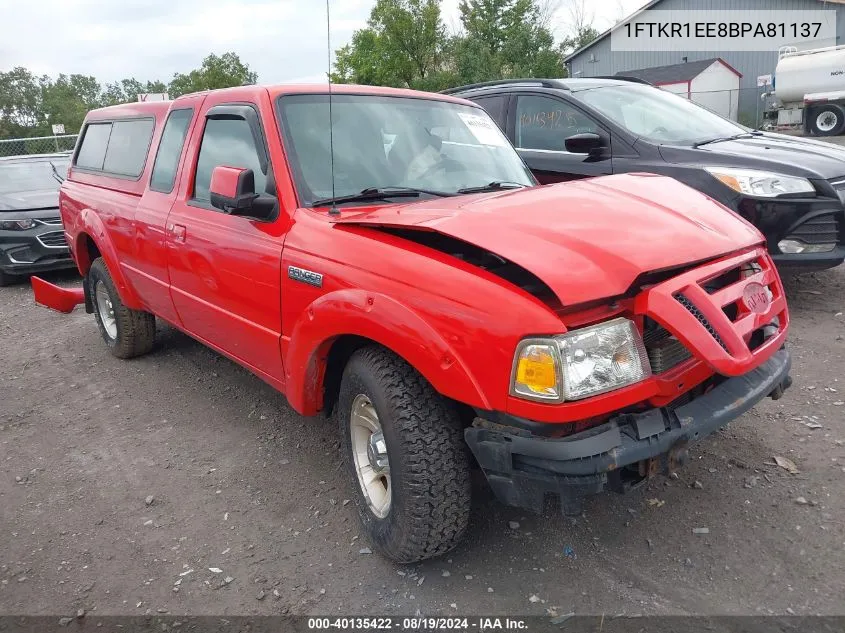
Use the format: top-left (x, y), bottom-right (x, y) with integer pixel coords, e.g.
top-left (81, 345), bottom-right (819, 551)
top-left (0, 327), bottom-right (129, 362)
top-left (712, 173), bottom-right (741, 192)
top-left (511, 342), bottom-right (561, 401)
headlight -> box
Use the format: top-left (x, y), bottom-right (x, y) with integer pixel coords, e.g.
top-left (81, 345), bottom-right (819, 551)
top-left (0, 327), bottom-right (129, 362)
top-left (704, 167), bottom-right (815, 198)
top-left (558, 318), bottom-right (652, 400)
top-left (0, 218), bottom-right (36, 231)
top-left (511, 318), bottom-right (652, 403)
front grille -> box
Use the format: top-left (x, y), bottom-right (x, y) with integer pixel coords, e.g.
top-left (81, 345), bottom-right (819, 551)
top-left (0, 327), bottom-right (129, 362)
top-left (639, 248), bottom-right (787, 376)
top-left (675, 293), bottom-right (729, 352)
top-left (703, 266), bottom-right (741, 295)
top-left (642, 324), bottom-right (692, 373)
top-left (38, 217), bottom-right (63, 226)
top-left (37, 231), bottom-right (68, 248)
top-left (785, 213), bottom-right (841, 246)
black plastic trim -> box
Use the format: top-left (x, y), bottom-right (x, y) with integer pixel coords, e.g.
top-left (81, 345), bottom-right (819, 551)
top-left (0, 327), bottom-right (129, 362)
top-left (466, 348), bottom-right (791, 511)
top-left (443, 79), bottom-right (570, 95)
top-left (772, 245), bottom-right (845, 271)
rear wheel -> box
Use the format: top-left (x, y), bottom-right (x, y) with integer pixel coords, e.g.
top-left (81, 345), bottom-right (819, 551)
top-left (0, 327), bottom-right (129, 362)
top-left (88, 257), bottom-right (156, 358)
top-left (337, 346), bottom-right (471, 563)
top-left (810, 104), bottom-right (845, 136)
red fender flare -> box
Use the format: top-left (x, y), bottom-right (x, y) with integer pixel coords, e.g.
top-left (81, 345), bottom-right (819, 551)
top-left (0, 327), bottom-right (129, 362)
top-left (284, 290), bottom-right (489, 416)
top-left (74, 209), bottom-right (144, 310)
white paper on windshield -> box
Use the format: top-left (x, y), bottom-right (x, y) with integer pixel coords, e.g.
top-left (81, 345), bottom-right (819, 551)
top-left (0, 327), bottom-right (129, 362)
top-left (458, 113), bottom-right (507, 147)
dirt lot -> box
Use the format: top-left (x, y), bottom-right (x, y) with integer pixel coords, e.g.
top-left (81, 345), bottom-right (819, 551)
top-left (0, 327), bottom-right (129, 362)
top-left (1, 262), bottom-right (844, 618)
top-left (822, 136), bottom-right (845, 147)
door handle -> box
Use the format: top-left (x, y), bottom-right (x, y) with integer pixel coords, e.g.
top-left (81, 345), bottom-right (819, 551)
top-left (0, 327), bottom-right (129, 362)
top-left (168, 223), bottom-right (186, 243)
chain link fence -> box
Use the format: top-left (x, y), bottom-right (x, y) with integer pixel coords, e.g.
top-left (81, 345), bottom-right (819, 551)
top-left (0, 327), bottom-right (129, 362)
top-left (0, 134), bottom-right (78, 158)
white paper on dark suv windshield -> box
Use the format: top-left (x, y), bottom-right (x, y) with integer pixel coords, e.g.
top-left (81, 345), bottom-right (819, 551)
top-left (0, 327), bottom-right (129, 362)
top-left (458, 113), bottom-right (508, 147)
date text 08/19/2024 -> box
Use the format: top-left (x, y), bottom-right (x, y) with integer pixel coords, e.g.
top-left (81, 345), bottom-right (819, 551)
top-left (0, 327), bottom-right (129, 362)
top-left (307, 617), bottom-right (530, 630)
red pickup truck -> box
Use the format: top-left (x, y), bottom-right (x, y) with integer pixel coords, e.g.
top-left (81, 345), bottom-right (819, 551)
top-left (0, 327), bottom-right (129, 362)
top-left (34, 84), bottom-right (792, 563)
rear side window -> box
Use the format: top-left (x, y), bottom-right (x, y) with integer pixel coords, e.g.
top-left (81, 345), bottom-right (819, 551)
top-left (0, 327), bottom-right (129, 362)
top-left (193, 117), bottom-right (266, 203)
top-left (150, 109), bottom-right (194, 193)
top-left (103, 119), bottom-right (155, 177)
top-left (75, 123), bottom-right (112, 170)
top-left (472, 96), bottom-right (507, 129)
top-left (75, 118), bottom-right (155, 178)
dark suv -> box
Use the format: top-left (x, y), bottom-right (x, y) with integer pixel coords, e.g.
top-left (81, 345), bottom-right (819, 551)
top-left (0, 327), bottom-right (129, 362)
top-left (0, 153), bottom-right (75, 285)
top-left (447, 78), bottom-right (845, 271)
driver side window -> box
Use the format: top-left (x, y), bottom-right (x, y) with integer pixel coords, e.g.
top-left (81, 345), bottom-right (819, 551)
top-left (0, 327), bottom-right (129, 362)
top-left (515, 95), bottom-right (599, 152)
top-left (193, 117), bottom-right (267, 205)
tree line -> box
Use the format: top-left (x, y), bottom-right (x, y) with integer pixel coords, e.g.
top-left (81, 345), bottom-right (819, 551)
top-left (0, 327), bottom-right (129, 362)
top-left (332, 0), bottom-right (598, 90)
top-left (0, 53), bottom-right (256, 140)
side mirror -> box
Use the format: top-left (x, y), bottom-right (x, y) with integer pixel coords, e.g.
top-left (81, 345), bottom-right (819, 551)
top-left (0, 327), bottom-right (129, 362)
top-left (565, 132), bottom-right (605, 156)
top-left (209, 165), bottom-right (259, 214)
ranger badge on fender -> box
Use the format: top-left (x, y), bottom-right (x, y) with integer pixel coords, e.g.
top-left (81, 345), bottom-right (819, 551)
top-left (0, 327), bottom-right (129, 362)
top-left (288, 266), bottom-right (323, 288)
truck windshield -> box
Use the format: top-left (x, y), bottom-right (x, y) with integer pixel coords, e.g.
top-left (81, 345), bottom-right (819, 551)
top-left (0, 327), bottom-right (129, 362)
top-left (574, 85), bottom-right (748, 146)
top-left (278, 94), bottom-right (534, 206)
top-left (0, 157), bottom-right (70, 194)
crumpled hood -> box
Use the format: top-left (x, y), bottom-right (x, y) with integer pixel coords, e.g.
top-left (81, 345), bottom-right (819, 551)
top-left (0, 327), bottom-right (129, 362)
top-left (334, 173), bottom-right (763, 305)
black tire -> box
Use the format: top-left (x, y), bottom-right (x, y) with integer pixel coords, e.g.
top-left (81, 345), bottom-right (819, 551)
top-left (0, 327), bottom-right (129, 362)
top-left (810, 104), bottom-right (845, 136)
top-left (88, 257), bottom-right (155, 359)
top-left (337, 346), bottom-right (471, 563)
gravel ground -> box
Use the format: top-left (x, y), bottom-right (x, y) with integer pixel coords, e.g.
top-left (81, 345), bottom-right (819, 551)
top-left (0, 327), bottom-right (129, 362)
top-left (823, 136), bottom-right (845, 147)
top-left (1, 262), bottom-right (844, 619)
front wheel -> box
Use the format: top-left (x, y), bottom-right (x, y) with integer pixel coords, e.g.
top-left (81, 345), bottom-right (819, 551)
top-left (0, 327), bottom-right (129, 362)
top-left (88, 257), bottom-right (156, 359)
top-left (337, 347), bottom-right (471, 563)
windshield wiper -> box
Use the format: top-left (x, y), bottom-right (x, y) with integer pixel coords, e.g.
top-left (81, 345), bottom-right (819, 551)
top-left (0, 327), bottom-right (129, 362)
top-left (312, 186), bottom-right (454, 207)
top-left (692, 132), bottom-right (761, 148)
top-left (456, 181), bottom-right (527, 195)
top-left (49, 161), bottom-right (65, 184)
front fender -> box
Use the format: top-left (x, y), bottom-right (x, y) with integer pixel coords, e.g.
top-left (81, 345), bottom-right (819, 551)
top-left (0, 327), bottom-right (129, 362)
top-left (75, 209), bottom-right (143, 310)
top-left (284, 289), bottom-right (489, 416)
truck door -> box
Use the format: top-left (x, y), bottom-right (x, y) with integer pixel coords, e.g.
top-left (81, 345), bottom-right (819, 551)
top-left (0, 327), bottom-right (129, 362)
top-left (165, 91), bottom-right (286, 383)
top-left (511, 94), bottom-right (612, 183)
top-left (128, 95), bottom-right (205, 324)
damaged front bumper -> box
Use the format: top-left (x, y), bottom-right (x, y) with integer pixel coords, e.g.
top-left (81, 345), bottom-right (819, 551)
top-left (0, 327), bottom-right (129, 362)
top-left (466, 348), bottom-right (792, 515)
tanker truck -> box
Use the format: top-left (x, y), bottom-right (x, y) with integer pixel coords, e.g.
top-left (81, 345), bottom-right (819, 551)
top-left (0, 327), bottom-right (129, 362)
top-left (765, 45), bottom-right (845, 136)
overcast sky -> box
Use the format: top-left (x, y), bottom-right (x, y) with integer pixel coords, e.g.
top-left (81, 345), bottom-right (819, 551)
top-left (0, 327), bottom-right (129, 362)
top-left (0, 0), bottom-right (646, 85)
